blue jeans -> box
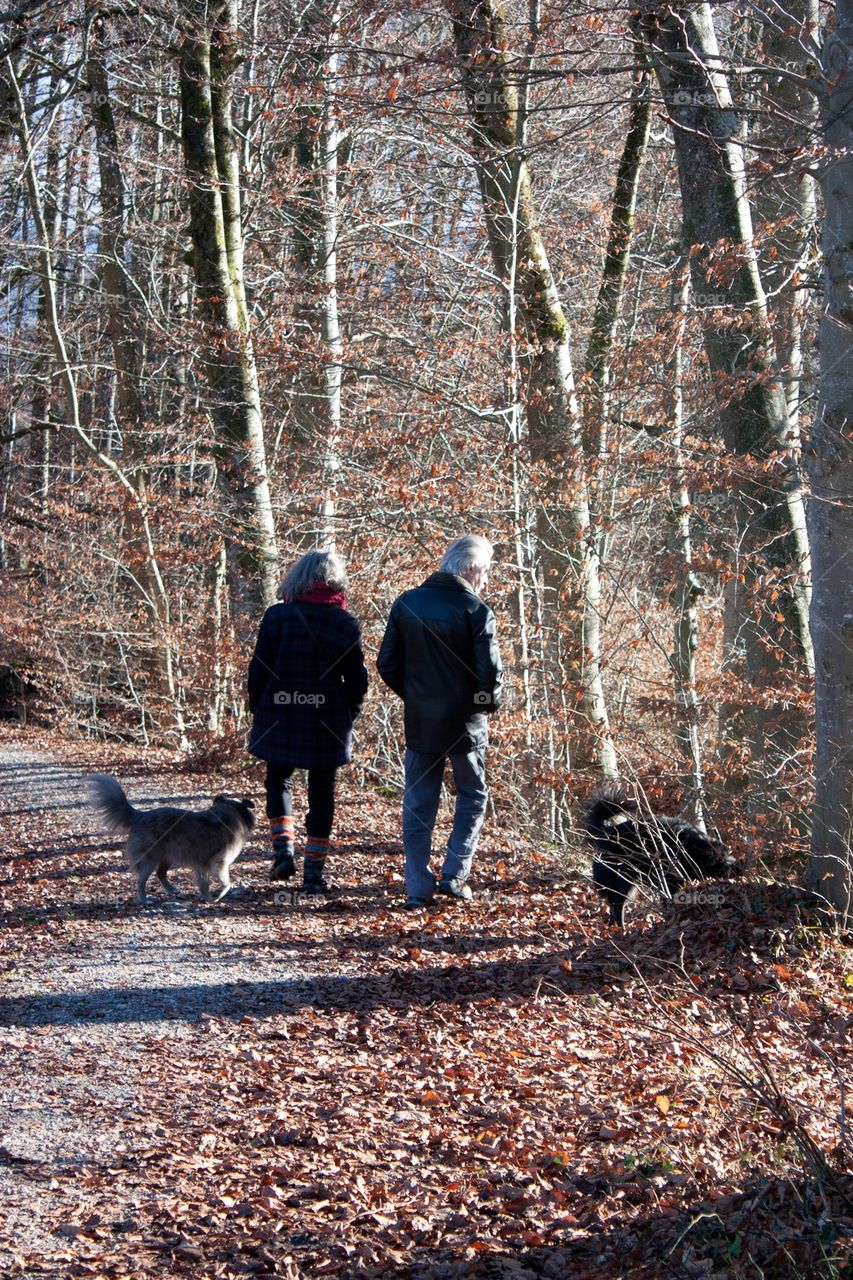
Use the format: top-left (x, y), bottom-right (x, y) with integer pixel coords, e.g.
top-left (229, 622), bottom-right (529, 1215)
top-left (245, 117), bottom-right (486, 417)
top-left (402, 748), bottom-right (489, 901)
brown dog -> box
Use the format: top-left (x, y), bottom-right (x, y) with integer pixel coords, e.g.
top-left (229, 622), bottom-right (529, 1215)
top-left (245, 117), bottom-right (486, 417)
top-left (88, 775), bottom-right (255, 904)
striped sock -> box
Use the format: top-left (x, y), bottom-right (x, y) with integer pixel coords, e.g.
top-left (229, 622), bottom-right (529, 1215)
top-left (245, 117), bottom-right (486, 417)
top-left (270, 815), bottom-right (295, 850)
top-left (304, 835), bottom-right (330, 864)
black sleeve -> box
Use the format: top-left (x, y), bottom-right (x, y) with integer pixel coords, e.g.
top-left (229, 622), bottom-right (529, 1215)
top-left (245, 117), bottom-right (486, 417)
top-left (247, 610), bottom-right (276, 713)
top-left (341, 621), bottom-right (369, 717)
top-left (472, 605), bottom-right (503, 713)
top-left (376, 603), bottom-right (405, 698)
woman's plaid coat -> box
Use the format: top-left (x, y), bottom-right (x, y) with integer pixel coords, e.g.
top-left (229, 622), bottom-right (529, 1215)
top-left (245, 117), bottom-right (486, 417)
top-left (248, 602), bottom-right (369, 769)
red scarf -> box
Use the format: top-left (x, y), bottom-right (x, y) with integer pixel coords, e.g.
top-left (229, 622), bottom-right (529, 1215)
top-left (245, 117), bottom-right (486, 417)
top-left (295, 582), bottom-right (347, 609)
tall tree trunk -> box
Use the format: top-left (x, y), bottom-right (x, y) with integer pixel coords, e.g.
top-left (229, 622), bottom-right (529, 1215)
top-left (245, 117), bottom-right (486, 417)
top-left (317, 10), bottom-right (343, 547)
top-left (86, 53), bottom-right (146, 435)
top-left (445, 0), bottom-right (617, 777)
top-left (86, 46), bottom-right (187, 745)
top-left (753, 0), bottom-right (820, 673)
top-left (27, 73), bottom-right (62, 514)
top-left (286, 1), bottom-right (343, 543)
top-left (0, 410), bottom-right (16, 572)
top-left (503, 14), bottom-right (554, 812)
top-left (805, 0), bottom-right (852, 926)
top-left (289, 3), bottom-right (324, 449)
top-left (638, 1), bottom-right (813, 791)
top-left (584, 36), bottom-right (652, 464)
top-left (669, 266), bottom-right (707, 828)
top-left (179, 0), bottom-right (279, 611)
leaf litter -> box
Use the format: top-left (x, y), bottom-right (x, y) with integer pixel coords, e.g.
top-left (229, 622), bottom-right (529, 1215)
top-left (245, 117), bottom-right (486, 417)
top-left (0, 727), bottom-right (850, 1279)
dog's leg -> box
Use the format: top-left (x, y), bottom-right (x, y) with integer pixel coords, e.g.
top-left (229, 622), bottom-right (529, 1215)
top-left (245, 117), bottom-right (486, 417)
top-left (608, 894), bottom-right (627, 928)
top-left (194, 868), bottom-right (211, 900)
top-left (213, 864), bottom-right (232, 901)
top-left (157, 865), bottom-right (180, 897)
top-left (593, 857), bottom-right (633, 929)
top-left (135, 859), bottom-right (156, 905)
top-left (210, 847), bottom-right (241, 901)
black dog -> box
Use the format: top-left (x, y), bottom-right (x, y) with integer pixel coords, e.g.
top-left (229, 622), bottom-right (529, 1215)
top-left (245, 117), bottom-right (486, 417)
top-left (585, 782), bottom-right (739, 928)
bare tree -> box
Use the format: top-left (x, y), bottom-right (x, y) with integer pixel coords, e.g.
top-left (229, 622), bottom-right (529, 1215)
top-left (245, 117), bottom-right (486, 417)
top-left (584, 31), bottom-right (653, 463)
top-left (806, 0), bottom-right (852, 926)
top-left (444, 0), bottom-right (617, 777)
top-left (6, 47), bottom-right (187, 742)
top-left (638, 0), bottom-right (814, 793)
top-left (178, 0), bottom-right (278, 611)
top-left (286, 0), bottom-right (343, 545)
top-left (86, 36), bottom-right (187, 738)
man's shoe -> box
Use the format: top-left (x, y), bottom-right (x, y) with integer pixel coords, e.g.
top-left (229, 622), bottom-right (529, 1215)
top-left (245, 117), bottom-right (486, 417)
top-left (403, 896), bottom-right (433, 909)
top-left (438, 877), bottom-right (472, 902)
top-left (270, 853), bottom-right (296, 881)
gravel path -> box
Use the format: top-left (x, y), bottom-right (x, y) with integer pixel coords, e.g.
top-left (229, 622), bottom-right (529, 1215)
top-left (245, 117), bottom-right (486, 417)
top-left (0, 742), bottom-right (309, 1270)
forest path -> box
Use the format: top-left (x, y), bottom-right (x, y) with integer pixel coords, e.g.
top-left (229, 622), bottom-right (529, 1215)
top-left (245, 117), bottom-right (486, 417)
top-left (1, 733), bottom-right (839, 1280)
top-left (0, 740), bottom-right (314, 1270)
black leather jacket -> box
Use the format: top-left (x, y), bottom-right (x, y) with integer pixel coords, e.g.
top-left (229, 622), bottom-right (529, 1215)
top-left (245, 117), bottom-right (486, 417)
top-left (377, 572), bottom-right (503, 754)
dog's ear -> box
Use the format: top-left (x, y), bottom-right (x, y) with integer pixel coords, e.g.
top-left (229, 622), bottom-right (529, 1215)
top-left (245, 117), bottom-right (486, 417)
top-left (213, 793), bottom-right (229, 804)
top-left (243, 797), bottom-right (256, 809)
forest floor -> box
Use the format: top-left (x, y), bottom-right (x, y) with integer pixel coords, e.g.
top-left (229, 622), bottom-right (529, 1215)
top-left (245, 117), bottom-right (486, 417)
top-left (0, 724), bottom-right (850, 1280)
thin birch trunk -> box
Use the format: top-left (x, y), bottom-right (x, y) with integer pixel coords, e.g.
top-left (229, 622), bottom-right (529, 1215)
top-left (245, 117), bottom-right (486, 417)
top-left (0, 411), bottom-right (14, 572)
top-left (207, 539), bottom-right (230, 733)
top-left (754, 0), bottom-right (820, 675)
top-left (287, 0), bottom-right (343, 542)
top-left (318, 6), bottom-right (342, 546)
top-left (669, 266), bottom-right (707, 829)
top-left (506, 0), bottom-right (543, 793)
top-left (29, 75), bottom-right (62, 511)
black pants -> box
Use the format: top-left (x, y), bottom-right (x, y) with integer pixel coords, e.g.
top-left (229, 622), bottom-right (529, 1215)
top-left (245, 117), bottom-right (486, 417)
top-left (264, 763), bottom-right (337, 839)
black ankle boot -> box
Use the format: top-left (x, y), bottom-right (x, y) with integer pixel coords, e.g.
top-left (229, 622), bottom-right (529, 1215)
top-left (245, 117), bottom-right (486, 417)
top-left (270, 840), bottom-right (296, 881)
top-left (302, 859), bottom-right (328, 895)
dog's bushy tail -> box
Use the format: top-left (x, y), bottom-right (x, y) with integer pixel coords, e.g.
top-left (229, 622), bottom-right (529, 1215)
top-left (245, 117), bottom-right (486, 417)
top-left (584, 780), bottom-right (638, 838)
top-left (88, 774), bottom-right (136, 833)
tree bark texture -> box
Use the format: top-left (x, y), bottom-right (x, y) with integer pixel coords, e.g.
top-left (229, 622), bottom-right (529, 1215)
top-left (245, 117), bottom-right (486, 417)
top-left (806, 0), bottom-right (852, 926)
top-left (445, 0), bottom-right (617, 776)
top-left (288, 0), bottom-right (342, 544)
top-left (639, 1), bottom-right (813, 777)
top-left (752, 0), bottom-right (820, 672)
top-left (179, 0), bottom-right (279, 610)
top-left (87, 46), bottom-right (187, 739)
top-left (669, 267), bottom-right (707, 828)
top-left (584, 36), bottom-right (652, 461)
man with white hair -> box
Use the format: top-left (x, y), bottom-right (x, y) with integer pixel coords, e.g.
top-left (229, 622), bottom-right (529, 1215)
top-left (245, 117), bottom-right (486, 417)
top-left (377, 535), bottom-right (503, 907)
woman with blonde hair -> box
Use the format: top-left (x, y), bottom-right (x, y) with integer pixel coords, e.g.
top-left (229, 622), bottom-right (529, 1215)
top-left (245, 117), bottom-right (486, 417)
top-left (248, 549), bottom-right (368, 894)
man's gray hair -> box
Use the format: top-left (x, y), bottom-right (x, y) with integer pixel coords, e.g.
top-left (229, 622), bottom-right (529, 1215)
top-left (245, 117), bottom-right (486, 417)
top-left (277, 549), bottom-right (347, 602)
top-left (440, 535), bottom-right (493, 578)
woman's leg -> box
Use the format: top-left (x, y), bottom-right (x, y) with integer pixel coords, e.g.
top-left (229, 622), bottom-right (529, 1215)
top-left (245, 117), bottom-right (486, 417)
top-left (266, 763), bottom-right (296, 880)
top-left (302, 767), bottom-right (337, 892)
